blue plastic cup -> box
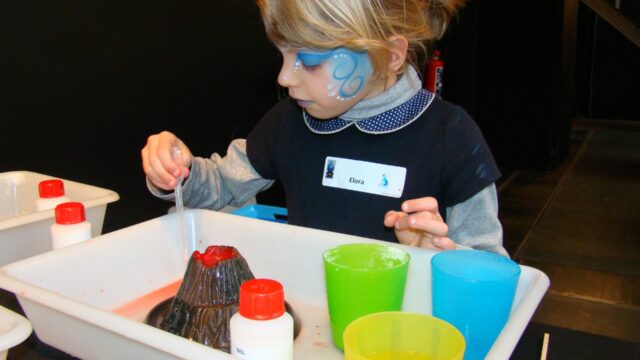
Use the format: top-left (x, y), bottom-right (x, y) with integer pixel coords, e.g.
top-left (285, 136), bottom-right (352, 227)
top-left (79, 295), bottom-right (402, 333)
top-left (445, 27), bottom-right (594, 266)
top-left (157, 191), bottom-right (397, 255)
top-left (431, 250), bottom-right (521, 360)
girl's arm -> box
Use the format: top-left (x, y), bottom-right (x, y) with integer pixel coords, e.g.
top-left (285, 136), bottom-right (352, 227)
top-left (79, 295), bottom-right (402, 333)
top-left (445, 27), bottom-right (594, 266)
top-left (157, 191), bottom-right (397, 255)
top-left (147, 139), bottom-right (274, 210)
top-left (385, 184), bottom-right (508, 257)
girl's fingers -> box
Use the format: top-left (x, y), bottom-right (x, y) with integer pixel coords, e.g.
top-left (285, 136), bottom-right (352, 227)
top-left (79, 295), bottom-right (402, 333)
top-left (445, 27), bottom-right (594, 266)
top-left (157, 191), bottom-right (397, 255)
top-left (432, 236), bottom-right (456, 250)
top-left (404, 213), bottom-right (448, 237)
top-left (401, 196), bottom-right (439, 214)
top-left (383, 211), bottom-right (397, 227)
top-left (142, 132), bottom-right (183, 190)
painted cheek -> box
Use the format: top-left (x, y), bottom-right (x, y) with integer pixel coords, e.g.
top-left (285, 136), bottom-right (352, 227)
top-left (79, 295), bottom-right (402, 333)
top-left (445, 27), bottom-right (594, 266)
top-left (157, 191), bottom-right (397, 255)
top-left (325, 49), bottom-right (372, 101)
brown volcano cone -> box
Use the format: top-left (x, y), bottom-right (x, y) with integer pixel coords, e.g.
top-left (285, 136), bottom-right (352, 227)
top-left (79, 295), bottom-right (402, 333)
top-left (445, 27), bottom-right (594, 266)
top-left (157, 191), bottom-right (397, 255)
top-left (161, 245), bottom-right (254, 352)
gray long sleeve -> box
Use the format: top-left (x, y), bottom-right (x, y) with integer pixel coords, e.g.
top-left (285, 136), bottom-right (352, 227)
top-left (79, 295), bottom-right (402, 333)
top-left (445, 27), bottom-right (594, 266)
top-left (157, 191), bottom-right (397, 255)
top-left (446, 184), bottom-right (508, 257)
top-left (147, 139), bottom-right (274, 209)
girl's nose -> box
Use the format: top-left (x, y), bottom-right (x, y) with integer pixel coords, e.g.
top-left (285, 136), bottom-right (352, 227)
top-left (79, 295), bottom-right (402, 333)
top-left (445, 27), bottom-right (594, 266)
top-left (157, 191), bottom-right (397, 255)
top-left (277, 55), bottom-right (299, 88)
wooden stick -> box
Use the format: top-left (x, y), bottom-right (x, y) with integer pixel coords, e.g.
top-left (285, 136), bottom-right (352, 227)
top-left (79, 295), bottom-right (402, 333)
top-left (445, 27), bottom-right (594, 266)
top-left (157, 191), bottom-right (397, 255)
top-left (540, 332), bottom-right (550, 360)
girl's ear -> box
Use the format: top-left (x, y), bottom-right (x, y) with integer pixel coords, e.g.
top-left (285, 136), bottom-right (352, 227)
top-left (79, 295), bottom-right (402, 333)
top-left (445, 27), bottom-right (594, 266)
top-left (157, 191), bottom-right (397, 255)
top-left (387, 35), bottom-right (409, 72)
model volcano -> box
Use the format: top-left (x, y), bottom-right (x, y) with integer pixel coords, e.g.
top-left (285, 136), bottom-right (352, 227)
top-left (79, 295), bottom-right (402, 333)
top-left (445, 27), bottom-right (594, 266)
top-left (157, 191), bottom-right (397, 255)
top-left (158, 245), bottom-right (255, 352)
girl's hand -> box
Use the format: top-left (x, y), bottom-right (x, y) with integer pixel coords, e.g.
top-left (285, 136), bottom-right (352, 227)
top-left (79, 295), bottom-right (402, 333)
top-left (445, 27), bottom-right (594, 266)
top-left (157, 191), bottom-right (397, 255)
top-left (384, 197), bottom-right (456, 251)
top-left (141, 131), bottom-right (192, 190)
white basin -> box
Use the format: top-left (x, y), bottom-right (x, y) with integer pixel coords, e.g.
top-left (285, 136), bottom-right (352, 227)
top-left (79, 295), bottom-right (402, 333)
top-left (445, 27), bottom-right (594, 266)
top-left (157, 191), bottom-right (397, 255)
top-left (0, 209), bottom-right (548, 359)
top-left (0, 171), bottom-right (119, 266)
top-left (0, 305), bottom-right (32, 360)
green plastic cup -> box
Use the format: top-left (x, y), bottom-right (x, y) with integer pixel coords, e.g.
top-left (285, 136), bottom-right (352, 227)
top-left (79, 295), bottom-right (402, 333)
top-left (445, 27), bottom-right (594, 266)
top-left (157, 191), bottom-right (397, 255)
top-left (323, 243), bottom-right (410, 349)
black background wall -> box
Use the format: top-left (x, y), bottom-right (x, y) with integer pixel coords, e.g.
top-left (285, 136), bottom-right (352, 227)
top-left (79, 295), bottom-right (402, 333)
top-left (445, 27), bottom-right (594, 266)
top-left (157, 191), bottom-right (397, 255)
top-left (1, 0), bottom-right (282, 232)
top-left (574, 2), bottom-right (640, 121)
top-left (439, 0), bottom-right (578, 171)
top-left (1, 0), bottom-right (636, 233)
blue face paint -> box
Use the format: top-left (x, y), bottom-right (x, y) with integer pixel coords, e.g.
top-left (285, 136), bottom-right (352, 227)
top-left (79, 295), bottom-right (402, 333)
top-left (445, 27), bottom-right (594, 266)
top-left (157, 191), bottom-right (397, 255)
top-left (297, 51), bottom-right (333, 66)
top-left (296, 48), bottom-right (373, 101)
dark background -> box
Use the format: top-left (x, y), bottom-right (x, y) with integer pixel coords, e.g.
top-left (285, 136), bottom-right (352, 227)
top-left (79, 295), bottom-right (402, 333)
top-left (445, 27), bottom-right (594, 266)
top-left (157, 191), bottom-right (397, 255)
top-left (1, 0), bottom-right (638, 233)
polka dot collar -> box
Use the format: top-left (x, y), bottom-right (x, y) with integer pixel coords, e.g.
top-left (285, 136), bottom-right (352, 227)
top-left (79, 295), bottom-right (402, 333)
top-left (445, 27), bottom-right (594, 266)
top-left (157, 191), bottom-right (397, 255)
top-left (303, 89), bottom-right (434, 134)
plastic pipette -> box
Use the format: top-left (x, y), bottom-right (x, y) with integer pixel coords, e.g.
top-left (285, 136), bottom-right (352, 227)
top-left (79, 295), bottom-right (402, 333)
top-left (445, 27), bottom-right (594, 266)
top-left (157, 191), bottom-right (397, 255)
top-left (172, 146), bottom-right (190, 262)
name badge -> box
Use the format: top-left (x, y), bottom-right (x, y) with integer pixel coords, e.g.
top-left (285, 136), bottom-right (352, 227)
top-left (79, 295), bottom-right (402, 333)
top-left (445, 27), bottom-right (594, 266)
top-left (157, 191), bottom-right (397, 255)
top-left (322, 156), bottom-right (406, 198)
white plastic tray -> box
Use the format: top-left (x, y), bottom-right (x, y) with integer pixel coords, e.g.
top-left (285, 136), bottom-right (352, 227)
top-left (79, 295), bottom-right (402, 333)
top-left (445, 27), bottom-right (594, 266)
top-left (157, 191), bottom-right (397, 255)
top-left (0, 209), bottom-right (548, 360)
top-left (0, 305), bottom-right (32, 360)
top-left (0, 171), bottom-right (120, 266)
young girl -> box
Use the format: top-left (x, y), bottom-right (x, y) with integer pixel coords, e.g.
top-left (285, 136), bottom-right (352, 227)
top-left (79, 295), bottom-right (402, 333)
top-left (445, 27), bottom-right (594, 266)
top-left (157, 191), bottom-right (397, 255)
top-left (142, 0), bottom-right (508, 256)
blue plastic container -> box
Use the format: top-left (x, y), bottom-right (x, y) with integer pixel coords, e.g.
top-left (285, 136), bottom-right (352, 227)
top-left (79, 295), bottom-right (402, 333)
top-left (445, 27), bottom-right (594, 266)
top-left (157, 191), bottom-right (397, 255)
top-left (231, 204), bottom-right (288, 224)
top-left (431, 250), bottom-right (520, 360)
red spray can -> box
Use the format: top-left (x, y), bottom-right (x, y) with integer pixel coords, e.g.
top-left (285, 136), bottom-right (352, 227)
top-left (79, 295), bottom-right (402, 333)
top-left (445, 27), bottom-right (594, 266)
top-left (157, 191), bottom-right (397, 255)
top-left (424, 50), bottom-right (444, 98)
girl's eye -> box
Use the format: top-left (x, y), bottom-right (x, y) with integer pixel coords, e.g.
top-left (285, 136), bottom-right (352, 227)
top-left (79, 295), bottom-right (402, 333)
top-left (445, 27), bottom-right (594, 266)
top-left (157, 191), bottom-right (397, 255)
top-left (296, 51), bottom-right (329, 72)
top-left (301, 63), bottom-right (321, 71)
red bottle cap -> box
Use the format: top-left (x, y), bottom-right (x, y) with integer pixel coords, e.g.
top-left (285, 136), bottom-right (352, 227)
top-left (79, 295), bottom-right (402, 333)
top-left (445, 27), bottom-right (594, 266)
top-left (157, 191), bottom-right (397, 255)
top-left (55, 202), bottom-right (86, 224)
top-left (239, 279), bottom-right (285, 320)
top-left (39, 179), bottom-right (65, 198)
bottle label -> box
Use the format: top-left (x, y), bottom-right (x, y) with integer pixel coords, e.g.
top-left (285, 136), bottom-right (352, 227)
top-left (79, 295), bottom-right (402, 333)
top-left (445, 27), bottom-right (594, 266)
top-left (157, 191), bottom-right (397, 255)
top-left (435, 66), bottom-right (444, 98)
top-left (231, 344), bottom-right (291, 359)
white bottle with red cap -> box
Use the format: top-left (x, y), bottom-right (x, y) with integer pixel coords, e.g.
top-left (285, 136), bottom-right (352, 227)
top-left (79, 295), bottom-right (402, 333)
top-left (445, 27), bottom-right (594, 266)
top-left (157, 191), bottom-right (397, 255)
top-left (230, 278), bottom-right (294, 360)
top-left (50, 202), bottom-right (92, 249)
top-left (36, 179), bottom-right (71, 211)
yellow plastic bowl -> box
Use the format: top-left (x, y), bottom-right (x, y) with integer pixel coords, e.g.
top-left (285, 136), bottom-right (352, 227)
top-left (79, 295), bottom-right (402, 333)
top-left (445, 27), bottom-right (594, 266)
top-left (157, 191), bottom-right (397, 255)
top-left (343, 311), bottom-right (465, 360)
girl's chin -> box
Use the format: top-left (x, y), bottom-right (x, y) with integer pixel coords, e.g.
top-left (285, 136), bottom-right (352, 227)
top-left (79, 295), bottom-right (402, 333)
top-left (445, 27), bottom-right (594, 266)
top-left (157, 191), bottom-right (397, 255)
top-left (296, 100), bottom-right (313, 108)
top-left (304, 106), bottom-right (345, 120)
top-left (305, 111), bottom-right (337, 120)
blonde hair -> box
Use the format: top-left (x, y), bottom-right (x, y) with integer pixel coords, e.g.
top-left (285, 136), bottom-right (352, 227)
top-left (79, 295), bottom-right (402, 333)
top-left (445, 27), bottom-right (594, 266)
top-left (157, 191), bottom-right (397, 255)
top-left (257, 0), bottom-right (465, 78)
